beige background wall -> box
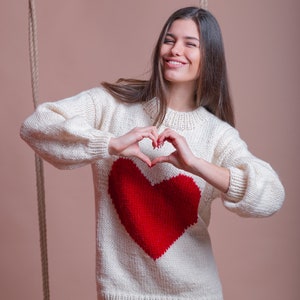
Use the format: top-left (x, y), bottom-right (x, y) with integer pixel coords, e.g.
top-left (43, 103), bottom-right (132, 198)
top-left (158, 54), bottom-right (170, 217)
top-left (1, 0), bottom-right (299, 299)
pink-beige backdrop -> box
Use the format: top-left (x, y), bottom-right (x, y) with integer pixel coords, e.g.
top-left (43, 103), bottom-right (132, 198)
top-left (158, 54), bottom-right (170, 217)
top-left (1, 0), bottom-right (299, 299)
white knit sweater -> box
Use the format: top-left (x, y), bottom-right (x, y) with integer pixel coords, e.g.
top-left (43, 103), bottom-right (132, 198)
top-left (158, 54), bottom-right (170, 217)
top-left (20, 87), bottom-right (285, 300)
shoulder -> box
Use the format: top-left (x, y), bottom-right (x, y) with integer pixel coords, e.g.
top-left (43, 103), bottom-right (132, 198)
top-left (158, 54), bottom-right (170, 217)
top-left (84, 87), bottom-right (148, 126)
top-left (199, 107), bottom-right (247, 152)
top-left (201, 107), bottom-right (235, 134)
top-left (87, 86), bottom-right (142, 109)
top-left (77, 86), bottom-right (131, 115)
top-left (86, 86), bottom-right (118, 105)
top-left (199, 108), bottom-right (252, 163)
top-left (50, 86), bottom-right (119, 109)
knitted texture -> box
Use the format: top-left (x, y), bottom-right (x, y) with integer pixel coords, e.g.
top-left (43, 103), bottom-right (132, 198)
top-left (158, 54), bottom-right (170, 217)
top-left (108, 158), bottom-right (200, 260)
top-left (20, 87), bottom-right (285, 299)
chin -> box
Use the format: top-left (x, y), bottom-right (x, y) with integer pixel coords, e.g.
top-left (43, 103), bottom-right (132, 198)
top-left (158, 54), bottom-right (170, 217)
top-left (163, 73), bottom-right (183, 83)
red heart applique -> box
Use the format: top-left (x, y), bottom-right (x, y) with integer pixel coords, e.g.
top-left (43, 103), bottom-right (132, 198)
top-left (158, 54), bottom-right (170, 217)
top-left (108, 158), bottom-right (201, 260)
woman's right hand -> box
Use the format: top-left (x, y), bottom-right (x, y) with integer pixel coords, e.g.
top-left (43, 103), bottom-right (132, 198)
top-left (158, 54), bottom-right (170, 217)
top-left (108, 126), bottom-right (158, 167)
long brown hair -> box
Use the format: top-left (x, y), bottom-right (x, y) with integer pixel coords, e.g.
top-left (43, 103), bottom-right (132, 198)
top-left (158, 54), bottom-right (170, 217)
top-left (102, 7), bottom-right (235, 127)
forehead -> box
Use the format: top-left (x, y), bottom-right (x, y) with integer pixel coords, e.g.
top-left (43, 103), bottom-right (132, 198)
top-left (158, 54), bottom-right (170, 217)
top-left (167, 19), bottom-right (199, 39)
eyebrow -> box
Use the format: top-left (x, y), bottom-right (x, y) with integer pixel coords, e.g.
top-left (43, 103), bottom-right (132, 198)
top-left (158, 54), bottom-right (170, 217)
top-left (165, 33), bottom-right (200, 42)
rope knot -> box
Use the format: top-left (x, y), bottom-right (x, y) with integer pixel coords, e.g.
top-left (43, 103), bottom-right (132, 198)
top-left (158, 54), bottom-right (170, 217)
top-left (199, 0), bottom-right (208, 9)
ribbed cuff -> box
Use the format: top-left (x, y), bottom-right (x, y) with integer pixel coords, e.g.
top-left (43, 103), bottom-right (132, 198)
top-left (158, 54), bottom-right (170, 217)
top-left (224, 167), bottom-right (247, 203)
top-left (88, 131), bottom-right (114, 159)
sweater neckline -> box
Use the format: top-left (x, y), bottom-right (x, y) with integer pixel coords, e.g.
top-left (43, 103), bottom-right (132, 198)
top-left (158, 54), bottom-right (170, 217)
top-left (143, 98), bottom-right (208, 130)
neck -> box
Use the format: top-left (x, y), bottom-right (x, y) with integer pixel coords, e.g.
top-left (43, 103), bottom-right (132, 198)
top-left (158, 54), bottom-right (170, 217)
top-left (165, 82), bottom-right (196, 112)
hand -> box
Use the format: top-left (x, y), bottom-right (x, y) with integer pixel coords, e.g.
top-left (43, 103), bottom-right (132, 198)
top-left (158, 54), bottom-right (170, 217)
top-left (109, 127), bottom-right (229, 192)
top-left (151, 128), bottom-right (196, 172)
top-left (109, 126), bottom-right (158, 167)
top-left (152, 128), bottom-right (230, 192)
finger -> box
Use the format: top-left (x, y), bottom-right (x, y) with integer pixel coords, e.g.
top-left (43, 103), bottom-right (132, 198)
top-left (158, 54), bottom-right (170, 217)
top-left (143, 126), bottom-right (159, 148)
top-left (151, 155), bottom-right (170, 166)
top-left (135, 152), bottom-right (152, 167)
top-left (157, 129), bottom-right (178, 147)
top-left (150, 127), bottom-right (159, 148)
top-left (134, 127), bottom-right (158, 146)
top-left (139, 132), bottom-right (158, 149)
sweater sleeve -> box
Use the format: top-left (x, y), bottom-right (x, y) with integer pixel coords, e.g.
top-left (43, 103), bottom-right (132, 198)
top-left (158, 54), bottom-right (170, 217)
top-left (214, 126), bottom-right (285, 217)
top-left (20, 88), bottom-right (114, 169)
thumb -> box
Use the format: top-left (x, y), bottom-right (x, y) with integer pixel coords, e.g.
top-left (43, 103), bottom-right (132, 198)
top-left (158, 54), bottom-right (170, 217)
top-left (135, 152), bottom-right (152, 167)
top-left (151, 155), bottom-right (170, 167)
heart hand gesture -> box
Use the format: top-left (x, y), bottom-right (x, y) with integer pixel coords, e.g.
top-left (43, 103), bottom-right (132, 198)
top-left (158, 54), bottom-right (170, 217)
top-left (108, 126), bottom-right (159, 167)
top-left (109, 126), bottom-right (195, 172)
top-left (151, 128), bottom-right (196, 172)
top-left (109, 126), bottom-right (230, 193)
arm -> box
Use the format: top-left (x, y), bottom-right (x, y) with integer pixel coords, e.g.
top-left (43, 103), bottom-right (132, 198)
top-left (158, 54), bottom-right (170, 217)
top-left (152, 127), bottom-right (285, 217)
top-left (20, 88), bottom-right (113, 169)
top-left (21, 88), bottom-right (161, 169)
top-left (214, 127), bottom-right (285, 217)
top-left (151, 128), bottom-right (230, 193)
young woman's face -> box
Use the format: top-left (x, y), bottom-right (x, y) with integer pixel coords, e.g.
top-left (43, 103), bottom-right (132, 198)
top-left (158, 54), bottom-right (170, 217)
top-left (160, 19), bottom-right (201, 86)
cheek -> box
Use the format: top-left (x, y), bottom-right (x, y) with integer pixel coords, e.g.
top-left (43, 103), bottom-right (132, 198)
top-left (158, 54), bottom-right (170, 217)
top-left (160, 45), bottom-right (168, 58)
top-left (159, 47), bottom-right (169, 68)
top-left (190, 50), bottom-right (201, 62)
top-left (189, 52), bottom-right (201, 70)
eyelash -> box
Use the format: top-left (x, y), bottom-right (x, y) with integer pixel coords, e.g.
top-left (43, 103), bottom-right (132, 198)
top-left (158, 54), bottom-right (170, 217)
top-left (187, 43), bottom-right (197, 47)
top-left (163, 39), bottom-right (175, 44)
top-left (163, 39), bottom-right (198, 48)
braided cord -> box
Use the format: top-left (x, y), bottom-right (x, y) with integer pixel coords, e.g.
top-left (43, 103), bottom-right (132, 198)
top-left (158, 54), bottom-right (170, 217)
top-left (28, 1), bottom-right (50, 299)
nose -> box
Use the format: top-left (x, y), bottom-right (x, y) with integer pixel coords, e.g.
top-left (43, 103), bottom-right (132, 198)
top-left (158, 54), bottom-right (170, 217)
top-left (171, 41), bottom-right (183, 56)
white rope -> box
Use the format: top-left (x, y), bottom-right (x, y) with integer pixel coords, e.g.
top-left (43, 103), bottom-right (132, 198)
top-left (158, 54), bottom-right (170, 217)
top-left (28, 1), bottom-right (50, 299)
top-left (199, 0), bottom-right (208, 9)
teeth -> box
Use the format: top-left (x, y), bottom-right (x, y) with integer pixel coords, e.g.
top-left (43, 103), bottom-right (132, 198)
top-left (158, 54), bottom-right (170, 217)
top-left (168, 60), bottom-right (183, 65)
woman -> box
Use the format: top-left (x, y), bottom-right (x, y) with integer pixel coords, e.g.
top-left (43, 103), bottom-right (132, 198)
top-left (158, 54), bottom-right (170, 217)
top-left (21, 7), bottom-right (285, 300)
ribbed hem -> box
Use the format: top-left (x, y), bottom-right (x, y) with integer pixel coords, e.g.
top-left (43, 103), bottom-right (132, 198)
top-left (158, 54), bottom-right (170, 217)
top-left (99, 293), bottom-right (223, 300)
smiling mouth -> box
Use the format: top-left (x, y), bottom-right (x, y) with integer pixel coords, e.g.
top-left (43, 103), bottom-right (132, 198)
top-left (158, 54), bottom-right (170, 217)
top-left (165, 59), bottom-right (186, 66)
top-left (168, 60), bottom-right (183, 65)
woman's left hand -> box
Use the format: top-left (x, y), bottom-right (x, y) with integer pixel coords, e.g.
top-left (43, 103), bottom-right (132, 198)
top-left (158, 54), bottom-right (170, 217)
top-left (152, 128), bottom-right (230, 193)
top-left (151, 128), bottom-right (196, 172)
